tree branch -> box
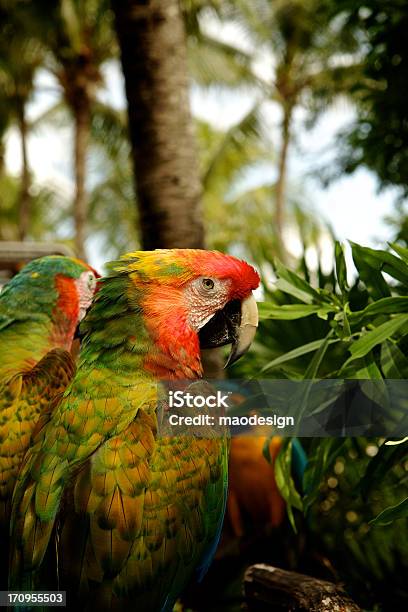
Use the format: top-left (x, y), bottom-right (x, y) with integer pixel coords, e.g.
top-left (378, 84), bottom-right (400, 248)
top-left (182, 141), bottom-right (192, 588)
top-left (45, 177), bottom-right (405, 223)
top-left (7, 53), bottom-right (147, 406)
top-left (244, 564), bottom-right (361, 612)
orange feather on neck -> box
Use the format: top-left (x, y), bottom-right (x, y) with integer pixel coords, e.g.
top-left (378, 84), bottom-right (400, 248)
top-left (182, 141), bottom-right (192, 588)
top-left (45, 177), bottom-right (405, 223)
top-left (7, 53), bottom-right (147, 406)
top-left (51, 275), bottom-right (79, 349)
top-left (141, 285), bottom-right (201, 379)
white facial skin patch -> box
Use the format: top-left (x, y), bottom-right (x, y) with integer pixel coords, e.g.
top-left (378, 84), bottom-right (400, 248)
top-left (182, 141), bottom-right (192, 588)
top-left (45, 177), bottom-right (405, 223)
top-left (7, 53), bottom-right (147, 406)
top-left (75, 271), bottom-right (97, 321)
top-left (184, 276), bottom-right (232, 332)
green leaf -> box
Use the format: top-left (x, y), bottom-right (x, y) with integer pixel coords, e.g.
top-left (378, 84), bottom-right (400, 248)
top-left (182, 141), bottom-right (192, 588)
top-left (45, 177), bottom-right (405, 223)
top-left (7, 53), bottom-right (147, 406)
top-left (350, 297), bottom-right (408, 322)
top-left (351, 243), bottom-right (391, 299)
top-left (258, 302), bottom-right (334, 320)
top-left (370, 496), bottom-right (408, 526)
top-left (352, 354), bottom-right (383, 379)
top-left (381, 340), bottom-right (408, 378)
top-left (274, 278), bottom-right (315, 304)
top-left (274, 260), bottom-right (324, 303)
top-left (274, 439), bottom-right (303, 532)
top-left (261, 338), bottom-right (341, 373)
top-left (345, 315), bottom-right (408, 365)
top-left (294, 332), bottom-right (334, 426)
top-left (359, 442), bottom-right (408, 497)
top-left (303, 331), bottom-right (333, 380)
top-left (303, 439), bottom-right (347, 511)
top-left (335, 241), bottom-right (348, 294)
top-left (351, 242), bottom-right (408, 287)
top-left (351, 355), bottom-right (390, 413)
top-left (390, 242), bottom-right (408, 264)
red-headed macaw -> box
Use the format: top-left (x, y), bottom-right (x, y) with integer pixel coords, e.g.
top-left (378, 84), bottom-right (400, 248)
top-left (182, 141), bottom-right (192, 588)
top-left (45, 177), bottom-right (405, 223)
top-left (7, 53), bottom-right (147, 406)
top-left (0, 256), bottom-right (98, 584)
top-left (10, 249), bottom-right (260, 610)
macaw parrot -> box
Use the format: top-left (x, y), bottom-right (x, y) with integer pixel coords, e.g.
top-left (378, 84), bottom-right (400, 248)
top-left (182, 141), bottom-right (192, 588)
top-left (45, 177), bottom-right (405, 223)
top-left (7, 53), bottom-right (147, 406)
top-left (228, 436), bottom-right (285, 537)
top-left (0, 256), bottom-right (98, 585)
top-left (227, 436), bottom-right (308, 537)
top-left (9, 249), bottom-right (260, 611)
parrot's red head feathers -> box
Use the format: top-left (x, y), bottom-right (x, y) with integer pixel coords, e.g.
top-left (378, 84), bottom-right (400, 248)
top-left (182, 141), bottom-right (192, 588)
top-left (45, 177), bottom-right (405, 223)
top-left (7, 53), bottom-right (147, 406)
top-left (0, 255), bottom-right (100, 352)
top-left (183, 250), bottom-right (260, 300)
top-left (116, 249), bottom-right (259, 295)
top-left (107, 249), bottom-right (260, 377)
top-left (48, 258), bottom-right (99, 348)
top-left (54, 260), bottom-right (99, 326)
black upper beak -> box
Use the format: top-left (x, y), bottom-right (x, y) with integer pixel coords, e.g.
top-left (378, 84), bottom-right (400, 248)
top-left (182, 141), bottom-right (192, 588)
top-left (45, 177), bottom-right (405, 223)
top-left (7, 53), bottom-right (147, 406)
top-left (198, 294), bottom-right (258, 367)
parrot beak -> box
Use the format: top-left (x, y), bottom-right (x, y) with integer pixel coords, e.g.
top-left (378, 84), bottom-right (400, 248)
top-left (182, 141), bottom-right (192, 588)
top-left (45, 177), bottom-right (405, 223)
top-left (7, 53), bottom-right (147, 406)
top-left (198, 293), bottom-right (258, 367)
top-left (224, 293), bottom-right (258, 368)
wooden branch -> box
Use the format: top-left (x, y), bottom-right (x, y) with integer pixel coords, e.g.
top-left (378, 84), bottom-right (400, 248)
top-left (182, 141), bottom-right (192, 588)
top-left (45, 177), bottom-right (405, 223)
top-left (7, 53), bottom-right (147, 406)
top-left (244, 564), bottom-right (361, 612)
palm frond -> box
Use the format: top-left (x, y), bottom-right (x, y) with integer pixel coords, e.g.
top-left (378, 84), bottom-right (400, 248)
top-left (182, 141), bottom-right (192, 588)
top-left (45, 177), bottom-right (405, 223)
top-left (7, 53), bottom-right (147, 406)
top-left (188, 32), bottom-right (258, 88)
top-left (201, 103), bottom-right (270, 191)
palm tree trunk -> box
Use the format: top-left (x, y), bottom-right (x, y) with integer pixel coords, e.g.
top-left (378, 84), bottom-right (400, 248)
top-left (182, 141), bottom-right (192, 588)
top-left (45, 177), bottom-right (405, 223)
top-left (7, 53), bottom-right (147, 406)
top-left (112, 0), bottom-right (204, 250)
top-left (275, 104), bottom-right (292, 261)
top-left (17, 104), bottom-right (31, 240)
top-left (73, 98), bottom-right (90, 259)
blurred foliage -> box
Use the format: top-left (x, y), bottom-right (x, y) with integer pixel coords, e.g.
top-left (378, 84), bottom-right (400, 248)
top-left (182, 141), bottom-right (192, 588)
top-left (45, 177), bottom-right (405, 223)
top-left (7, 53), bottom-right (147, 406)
top-left (5, 0), bottom-right (115, 99)
top-left (306, 437), bottom-right (408, 610)
top-left (0, 0), bottom-right (117, 255)
top-left (331, 0), bottom-right (408, 194)
top-left (87, 105), bottom-right (138, 258)
top-left (0, 3), bottom-right (43, 131)
top-left (184, 0), bottom-right (256, 88)
top-left (2, 0), bottom-right (405, 261)
top-left (0, 173), bottom-right (64, 240)
top-left (202, 0), bottom-right (363, 258)
top-left (237, 241), bottom-right (408, 609)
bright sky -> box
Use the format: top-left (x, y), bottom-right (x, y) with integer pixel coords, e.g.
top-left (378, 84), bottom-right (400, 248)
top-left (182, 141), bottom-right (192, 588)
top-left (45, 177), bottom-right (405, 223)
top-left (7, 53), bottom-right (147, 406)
top-left (4, 23), bottom-right (400, 270)
top-left (190, 85), bottom-right (398, 245)
top-left (189, 14), bottom-right (400, 251)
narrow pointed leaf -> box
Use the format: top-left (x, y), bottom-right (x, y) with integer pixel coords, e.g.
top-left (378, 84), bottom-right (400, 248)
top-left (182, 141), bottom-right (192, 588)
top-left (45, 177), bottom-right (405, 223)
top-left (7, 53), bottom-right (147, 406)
top-left (369, 497), bottom-right (408, 526)
top-left (261, 338), bottom-right (340, 373)
top-left (335, 241), bottom-right (348, 294)
top-left (274, 260), bottom-right (324, 302)
top-left (274, 440), bottom-right (303, 532)
top-left (258, 303), bottom-right (334, 320)
top-left (346, 315), bottom-right (407, 364)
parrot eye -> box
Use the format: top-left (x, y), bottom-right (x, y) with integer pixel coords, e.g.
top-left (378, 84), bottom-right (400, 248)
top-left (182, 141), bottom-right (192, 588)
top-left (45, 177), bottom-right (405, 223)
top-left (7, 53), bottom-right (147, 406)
top-left (87, 272), bottom-right (96, 290)
top-left (201, 278), bottom-right (215, 291)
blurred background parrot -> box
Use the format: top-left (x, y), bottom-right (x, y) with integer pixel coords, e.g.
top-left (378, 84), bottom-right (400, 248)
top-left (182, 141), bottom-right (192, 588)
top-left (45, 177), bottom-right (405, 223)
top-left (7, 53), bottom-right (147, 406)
top-left (212, 382), bottom-right (307, 539)
top-left (227, 435), bottom-right (308, 538)
top-left (0, 256), bottom-right (98, 585)
top-left (227, 435), bottom-right (286, 537)
top-left (10, 249), bottom-right (260, 611)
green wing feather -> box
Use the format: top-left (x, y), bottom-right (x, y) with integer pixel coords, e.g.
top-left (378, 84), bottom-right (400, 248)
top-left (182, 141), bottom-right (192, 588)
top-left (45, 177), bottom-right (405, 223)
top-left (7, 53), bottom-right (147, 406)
top-left (0, 348), bottom-right (75, 589)
top-left (10, 371), bottom-right (157, 581)
top-left (0, 349), bottom-right (75, 525)
top-left (10, 372), bottom-right (227, 610)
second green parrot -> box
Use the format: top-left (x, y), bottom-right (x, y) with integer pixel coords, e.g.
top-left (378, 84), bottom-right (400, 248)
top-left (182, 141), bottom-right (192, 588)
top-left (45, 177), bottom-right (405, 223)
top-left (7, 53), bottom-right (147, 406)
top-left (0, 256), bottom-right (98, 585)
